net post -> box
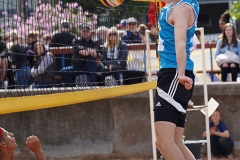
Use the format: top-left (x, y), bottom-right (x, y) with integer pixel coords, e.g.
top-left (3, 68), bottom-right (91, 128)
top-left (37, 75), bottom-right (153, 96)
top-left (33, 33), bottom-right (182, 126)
top-left (197, 27), bottom-right (211, 160)
top-left (146, 29), bottom-right (157, 160)
top-left (145, 30), bottom-right (152, 82)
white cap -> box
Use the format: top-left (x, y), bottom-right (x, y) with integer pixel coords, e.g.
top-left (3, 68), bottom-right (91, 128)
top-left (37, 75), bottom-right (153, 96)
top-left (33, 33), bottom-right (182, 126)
top-left (127, 17), bottom-right (137, 24)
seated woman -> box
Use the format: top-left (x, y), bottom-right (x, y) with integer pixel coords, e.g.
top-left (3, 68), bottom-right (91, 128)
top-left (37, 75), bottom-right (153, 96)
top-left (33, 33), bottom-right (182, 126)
top-left (100, 27), bottom-right (128, 85)
top-left (138, 24), bottom-right (151, 43)
top-left (42, 34), bottom-right (52, 50)
top-left (31, 42), bottom-right (56, 88)
top-left (202, 109), bottom-right (234, 160)
top-left (215, 23), bottom-right (240, 82)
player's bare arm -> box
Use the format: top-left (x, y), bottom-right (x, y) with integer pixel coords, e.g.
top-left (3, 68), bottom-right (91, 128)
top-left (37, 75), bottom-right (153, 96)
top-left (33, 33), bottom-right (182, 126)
top-left (171, 4), bottom-right (195, 89)
top-left (26, 136), bottom-right (46, 160)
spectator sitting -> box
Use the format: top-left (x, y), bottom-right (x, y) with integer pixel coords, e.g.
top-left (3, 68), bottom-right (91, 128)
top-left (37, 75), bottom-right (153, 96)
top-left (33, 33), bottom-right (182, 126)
top-left (31, 42), bottom-right (56, 88)
top-left (138, 24), bottom-right (151, 43)
top-left (96, 26), bottom-right (109, 46)
top-left (116, 19), bottom-right (127, 31)
top-left (50, 20), bottom-right (76, 70)
top-left (0, 34), bottom-right (9, 88)
top-left (191, 34), bottom-right (200, 51)
top-left (147, 1), bottom-right (166, 31)
top-left (3, 29), bottom-right (17, 44)
top-left (91, 29), bottom-right (98, 42)
top-left (195, 30), bottom-right (201, 44)
top-left (116, 19), bottom-right (127, 39)
top-left (61, 24), bottom-right (99, 86)
top-left (218, 11), bottom-right (230, 39)
top-left (202, 109), bottom-right (234, 160)
top-left (121, 17), bottom-right (141, 44)
top-left (0, 127), bottom-right (46, 160)
top-left (147, 1), bottom-right (166, 42)
top-left (215, 23), bottom-right (240, 82)
top-left (11, 33), bottom-right (31, 89)
top-left (5, 30), bottom-right (17, 51)
top-left (99, 27), bottom-right (128, 86)
top-left (26, 31), bottom-right (39, 68)
top-left (42, 34), bottom-right (52, 50)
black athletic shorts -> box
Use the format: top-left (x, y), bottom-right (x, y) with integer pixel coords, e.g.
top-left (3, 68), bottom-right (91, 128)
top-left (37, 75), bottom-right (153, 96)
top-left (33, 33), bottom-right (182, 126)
top-left (154, 68), bottom-right (195, 128)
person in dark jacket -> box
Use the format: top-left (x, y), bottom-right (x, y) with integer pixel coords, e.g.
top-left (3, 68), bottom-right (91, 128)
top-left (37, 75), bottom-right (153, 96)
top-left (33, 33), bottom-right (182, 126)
top-left (121, 17), bottom-right (141, 44)
top-left (61, 24), bottom-right (99, 86)
top-left (50, 21), bottom-right (76, 70)
top-left (0, 35), bottom-right (9, 88)
top-left (26, 31), bottom-right (39, 68)
top-left (99, 27), bottom-right (128, 85)
top-left (31, 42), bottom-right (56, 88)
top-left (11, 33), bottom-right (31, 89)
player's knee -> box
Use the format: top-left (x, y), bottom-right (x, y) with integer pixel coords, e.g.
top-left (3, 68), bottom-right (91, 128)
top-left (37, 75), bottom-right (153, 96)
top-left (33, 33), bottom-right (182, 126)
top-left (174, 138), bottom-right (183, 147)
top-left (156, 137), bottom-right (171, 151)
top-left (155, 137), bottom-right (164, 150)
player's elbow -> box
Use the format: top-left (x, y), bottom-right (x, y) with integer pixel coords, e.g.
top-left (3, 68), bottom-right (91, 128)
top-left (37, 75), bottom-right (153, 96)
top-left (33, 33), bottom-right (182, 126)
top-left (175, 41), bottom-right (186, 55)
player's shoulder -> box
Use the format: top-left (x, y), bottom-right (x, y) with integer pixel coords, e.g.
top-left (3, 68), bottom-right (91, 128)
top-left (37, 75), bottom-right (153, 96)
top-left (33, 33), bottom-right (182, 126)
top-left (172, 3), bottom-right (195, 18)
top-left (174, 3), bottom-right (193, 12)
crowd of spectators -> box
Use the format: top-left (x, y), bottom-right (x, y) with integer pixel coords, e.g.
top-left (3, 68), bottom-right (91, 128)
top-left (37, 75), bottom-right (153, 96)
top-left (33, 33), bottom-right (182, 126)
top-left (0, 16), bottom-right (155, 89)
top-left (0, 6), bottom-right (238, 89)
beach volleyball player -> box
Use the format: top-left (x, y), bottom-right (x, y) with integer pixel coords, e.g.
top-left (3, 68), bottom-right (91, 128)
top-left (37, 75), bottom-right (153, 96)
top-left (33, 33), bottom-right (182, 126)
top-left (154, 0), bottom-right (199, 159)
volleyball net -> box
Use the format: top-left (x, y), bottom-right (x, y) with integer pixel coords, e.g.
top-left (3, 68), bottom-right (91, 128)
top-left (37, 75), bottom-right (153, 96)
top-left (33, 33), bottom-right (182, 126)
top-left (0, 0), bottom-right (161, 114)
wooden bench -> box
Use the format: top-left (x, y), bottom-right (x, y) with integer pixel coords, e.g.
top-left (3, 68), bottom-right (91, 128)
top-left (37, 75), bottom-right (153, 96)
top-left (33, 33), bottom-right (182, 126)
top-left (196, 43), bottom-right (217, 49)
top-left (196, 43), bottom-right (217, 81)
top-left (197, 69), bottom-right (240, 75)
top-left (196, 69), bottom-right (240, 82)
top-left (196, 70), bottom-right (221, 75)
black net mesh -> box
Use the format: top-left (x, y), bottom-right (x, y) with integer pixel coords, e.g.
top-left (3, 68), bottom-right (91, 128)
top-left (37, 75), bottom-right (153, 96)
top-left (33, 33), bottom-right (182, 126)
top-left (0, 0), bottom-right (160, 98)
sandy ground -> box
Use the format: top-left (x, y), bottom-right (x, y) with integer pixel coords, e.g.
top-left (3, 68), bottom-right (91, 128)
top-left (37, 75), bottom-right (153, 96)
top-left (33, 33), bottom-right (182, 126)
top-left (15, 154), bottom-right (240, 160)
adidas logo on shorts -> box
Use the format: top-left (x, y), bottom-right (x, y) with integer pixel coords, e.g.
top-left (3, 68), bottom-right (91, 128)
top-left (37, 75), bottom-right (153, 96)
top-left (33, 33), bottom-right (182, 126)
top-left (156, 102), bottom-right (161, 107)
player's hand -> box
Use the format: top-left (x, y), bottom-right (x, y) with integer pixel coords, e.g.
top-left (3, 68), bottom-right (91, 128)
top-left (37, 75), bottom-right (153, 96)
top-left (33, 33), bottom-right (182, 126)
top-left (26, 135), bottom-right (42, 153)
top-left (178, 75), bottom-right (193, 90)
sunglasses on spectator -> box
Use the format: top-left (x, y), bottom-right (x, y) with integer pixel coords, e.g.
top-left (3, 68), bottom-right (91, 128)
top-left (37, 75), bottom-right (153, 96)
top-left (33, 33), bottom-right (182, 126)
top-left (128, 23), bottom-right (136, 26)
top-left (109, 33), bottom-right (117, 36)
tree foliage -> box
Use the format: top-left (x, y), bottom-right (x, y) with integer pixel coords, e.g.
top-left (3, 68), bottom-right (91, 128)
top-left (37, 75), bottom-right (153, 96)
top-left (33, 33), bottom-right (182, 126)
top-left (68, 0), bottom-right (149, 24)
top-left (229, 1), bottom-right (240, 20)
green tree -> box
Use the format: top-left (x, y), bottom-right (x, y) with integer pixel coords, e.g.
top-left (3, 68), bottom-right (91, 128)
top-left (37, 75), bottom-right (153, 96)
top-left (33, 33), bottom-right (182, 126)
top-left (229, 0), bottom-right (240, 20)
top-left (63, 0), bottom-right (150, 25)
top-left (229, 0), bottom-right (240, 34)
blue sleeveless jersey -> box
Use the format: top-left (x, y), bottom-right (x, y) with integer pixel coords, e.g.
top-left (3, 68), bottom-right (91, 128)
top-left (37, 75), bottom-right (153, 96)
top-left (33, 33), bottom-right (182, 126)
top-left (158, 0), bottom-right (199, 71)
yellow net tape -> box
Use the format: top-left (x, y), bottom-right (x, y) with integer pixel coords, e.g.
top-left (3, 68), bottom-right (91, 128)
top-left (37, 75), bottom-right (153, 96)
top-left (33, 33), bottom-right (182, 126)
top-left (0, 82), bottom-right (156, 115)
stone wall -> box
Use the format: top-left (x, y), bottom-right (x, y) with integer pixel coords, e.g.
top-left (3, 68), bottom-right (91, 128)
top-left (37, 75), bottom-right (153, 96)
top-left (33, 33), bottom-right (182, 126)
top-left (0, 82), bottom-right (239, 158)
